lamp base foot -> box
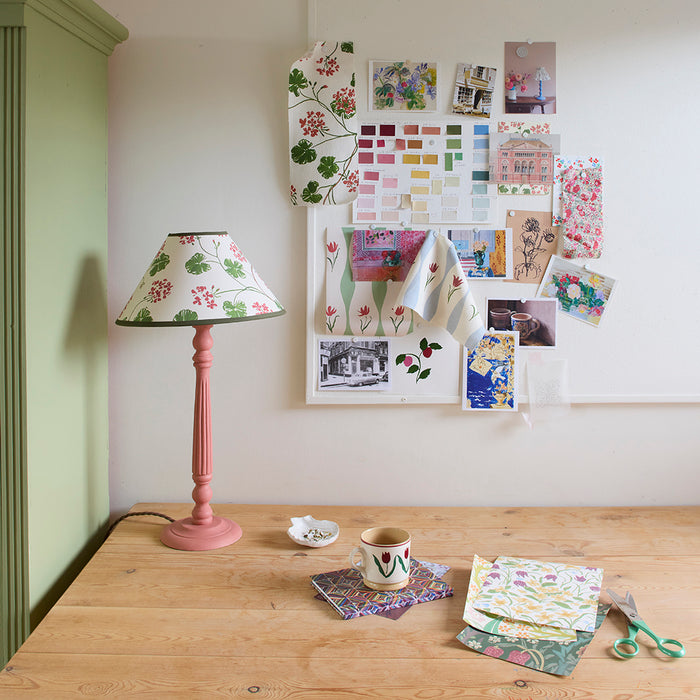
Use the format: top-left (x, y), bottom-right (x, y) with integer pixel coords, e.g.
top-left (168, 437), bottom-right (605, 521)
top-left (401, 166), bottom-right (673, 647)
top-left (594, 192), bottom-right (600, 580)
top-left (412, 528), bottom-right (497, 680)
top-left (160, 515), bottom-right (242, 551)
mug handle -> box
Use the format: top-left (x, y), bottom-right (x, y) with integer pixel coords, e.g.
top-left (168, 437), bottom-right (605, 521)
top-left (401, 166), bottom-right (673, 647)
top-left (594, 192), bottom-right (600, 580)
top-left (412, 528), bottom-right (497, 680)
top-left (530, 318), bottom-right (541, 333)
top-left (349, 547), bottom-right (366, 576)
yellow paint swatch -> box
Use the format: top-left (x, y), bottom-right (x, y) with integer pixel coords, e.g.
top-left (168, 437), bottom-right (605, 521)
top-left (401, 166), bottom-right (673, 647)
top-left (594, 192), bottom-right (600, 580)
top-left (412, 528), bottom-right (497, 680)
top-left (411, 186), bottom-right (430, 195)
top-left (412, 200), bottom-right (428, 211)
top-left (432, 180), bottom-right (443, 195)
top-left (412, 213), bottom-right (430, 224)
top-left (402, 154), bottom-right (421, 165)
top-left (401, 194), bottom-right (412, 209)
top-left (411, 170), bottom-right (431, 179)
top-left (423, 154), bottom-right (439, 165)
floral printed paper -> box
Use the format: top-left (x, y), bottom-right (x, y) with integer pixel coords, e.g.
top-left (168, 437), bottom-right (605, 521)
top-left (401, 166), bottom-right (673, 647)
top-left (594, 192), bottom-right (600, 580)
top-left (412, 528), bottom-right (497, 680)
top-left (471, 556), bottom-right (604, 632)
top-left (325, 228), bottom-right (415, 337)
top-left (537, 255), bottom-right (617, 327)
top-left (289, 41), bottom-right (358, 206)
top-left (464, 556), bottom-right (576, 642)
top-left (559, 162), bottom-right (604, 259)
top-left (457, 603), bottom-right (611, 677)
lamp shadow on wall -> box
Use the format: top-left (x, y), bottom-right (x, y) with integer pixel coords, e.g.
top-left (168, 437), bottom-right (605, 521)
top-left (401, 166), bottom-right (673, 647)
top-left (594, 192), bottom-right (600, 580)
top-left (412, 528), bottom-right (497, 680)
top-left (33, 255), bottom-right (109, 628)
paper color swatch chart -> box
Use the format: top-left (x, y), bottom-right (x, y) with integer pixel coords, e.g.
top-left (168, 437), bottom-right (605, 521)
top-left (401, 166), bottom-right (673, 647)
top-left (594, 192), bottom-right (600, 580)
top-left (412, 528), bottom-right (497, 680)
top-left (352, 122), bottom-right (496, 225)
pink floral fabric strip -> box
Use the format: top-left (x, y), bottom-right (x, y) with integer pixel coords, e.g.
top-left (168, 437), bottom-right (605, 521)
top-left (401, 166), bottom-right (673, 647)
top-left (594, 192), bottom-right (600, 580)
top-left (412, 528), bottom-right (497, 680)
top-left (560, 165), bottom-right (603, 259)
top-left (288, 41), bottom-right (358, 206)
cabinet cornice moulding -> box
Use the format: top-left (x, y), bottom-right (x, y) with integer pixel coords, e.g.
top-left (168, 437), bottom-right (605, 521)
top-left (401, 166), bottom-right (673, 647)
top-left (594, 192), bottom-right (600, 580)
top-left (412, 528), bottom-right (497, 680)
top-left (0, 0), bottom-right (128, 55)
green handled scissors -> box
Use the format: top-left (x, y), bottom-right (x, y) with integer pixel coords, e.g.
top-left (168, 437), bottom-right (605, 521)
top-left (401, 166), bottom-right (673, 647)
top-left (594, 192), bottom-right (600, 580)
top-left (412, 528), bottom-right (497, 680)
top-left (607, 589), bottom-right (685, 659)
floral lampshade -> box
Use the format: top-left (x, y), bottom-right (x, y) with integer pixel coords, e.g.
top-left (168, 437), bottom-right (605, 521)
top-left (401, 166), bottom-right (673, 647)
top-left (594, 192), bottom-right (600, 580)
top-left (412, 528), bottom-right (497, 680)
top-left (534, 66), bottom-right (551, 82)
top-left (116, 232), bottom-right (285, 326)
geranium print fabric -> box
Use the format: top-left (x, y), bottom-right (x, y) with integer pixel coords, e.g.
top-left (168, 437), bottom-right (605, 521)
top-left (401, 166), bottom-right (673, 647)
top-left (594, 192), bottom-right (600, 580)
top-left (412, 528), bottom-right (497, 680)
top-left (288, 41), bottom-right (358, 206)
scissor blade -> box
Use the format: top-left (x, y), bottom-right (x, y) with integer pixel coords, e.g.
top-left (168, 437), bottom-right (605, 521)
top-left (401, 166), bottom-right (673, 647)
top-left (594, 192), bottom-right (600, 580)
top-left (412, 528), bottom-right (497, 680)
top-left (606, 589), bottom-right (639, 621)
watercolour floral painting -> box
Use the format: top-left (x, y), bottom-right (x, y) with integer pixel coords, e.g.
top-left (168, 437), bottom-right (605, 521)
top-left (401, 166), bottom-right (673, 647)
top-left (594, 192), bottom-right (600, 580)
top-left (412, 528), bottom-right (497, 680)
top-left (370, 60), bottom-right (438, 111)
top-left (288, 41), bottom-right (359, 206)
top-left (537, 256), bottom-right (617, 327)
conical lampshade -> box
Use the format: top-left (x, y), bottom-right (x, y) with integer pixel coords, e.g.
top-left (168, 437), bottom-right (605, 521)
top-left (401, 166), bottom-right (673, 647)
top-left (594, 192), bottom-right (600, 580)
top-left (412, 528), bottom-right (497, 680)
top-left (116, 232), bottom-right (285, 327)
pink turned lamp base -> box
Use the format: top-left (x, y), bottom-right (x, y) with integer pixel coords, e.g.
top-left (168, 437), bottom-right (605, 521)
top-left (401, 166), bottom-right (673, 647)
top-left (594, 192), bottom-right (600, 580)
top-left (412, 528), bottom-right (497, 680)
top-left (160, 515), bottom-right (242, 551)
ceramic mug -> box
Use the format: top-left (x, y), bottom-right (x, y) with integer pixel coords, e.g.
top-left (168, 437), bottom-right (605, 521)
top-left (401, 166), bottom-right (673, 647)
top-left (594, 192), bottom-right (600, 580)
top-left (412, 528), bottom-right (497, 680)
top-left (511, 312), bottom-right (541, 340)
top-left (349, 527), bottom-right (411, 591)
top-left (488, 307), bottom-right (513, 330)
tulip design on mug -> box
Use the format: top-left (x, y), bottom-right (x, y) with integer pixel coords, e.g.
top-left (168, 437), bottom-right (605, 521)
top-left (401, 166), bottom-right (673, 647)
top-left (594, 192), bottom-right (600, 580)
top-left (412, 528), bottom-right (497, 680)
top-left (374, 547), bottom-right (410, 579)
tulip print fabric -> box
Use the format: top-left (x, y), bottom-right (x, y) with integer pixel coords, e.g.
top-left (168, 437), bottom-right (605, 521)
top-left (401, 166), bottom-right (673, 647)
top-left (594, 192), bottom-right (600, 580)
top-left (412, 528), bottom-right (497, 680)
top-left (457, 603), bottom-right (611, 677)
top-left (394, 231), bottom-right (485, 350)
top-left (325, 227), bottom-right (416, 337)
top-left (471, 556), bottom-right (604, 633)
top-left (463, 556), bottom-right (576, 642)
top-left (288, 41), bottom-right (358, 206)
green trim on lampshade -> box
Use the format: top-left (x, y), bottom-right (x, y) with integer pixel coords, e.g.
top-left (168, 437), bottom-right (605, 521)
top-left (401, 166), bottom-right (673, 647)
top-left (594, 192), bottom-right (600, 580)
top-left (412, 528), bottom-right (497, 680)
top-left (115, 308), bottom-right (286, 328)
top-left (0, 24), bottom-right (29, 666)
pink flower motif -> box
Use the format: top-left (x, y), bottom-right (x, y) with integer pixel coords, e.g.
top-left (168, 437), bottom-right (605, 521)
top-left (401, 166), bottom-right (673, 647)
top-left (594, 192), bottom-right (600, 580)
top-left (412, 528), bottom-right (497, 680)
top-left (507, 650), bottom-right (530, 664)
top-left (394, 306), bottom-right (405, 316)
top-left (149, 279), bottom-right (173, 303)
top-left (316, 55), bottom-right (339, 77)
top-left (343, 170), bottom-right (359, 193)
top-left (358, 305), bottom-right (370, 317)
top-left (381, 552), bottom-right (391, 564)
top-left (179, 236), bottom-right (195, 245)
top-left (326, 306), bottom-right (337, 317)
top-left (191, 285), bottom-right (216, 309)
top-left (252, 301), bottom-right (271, 315)
top-left (330, 87), bottom-right (356, 118)
top-left (229, 242), bottom-right (246, 262)
top-left (484, 647), bottom-right (504, 658)
top-left (429, 262), bottom-right (439, 273)
top-left (299, 111), bottom-right (327, 138)
top-left (327, 241), bottom-right (339, 254)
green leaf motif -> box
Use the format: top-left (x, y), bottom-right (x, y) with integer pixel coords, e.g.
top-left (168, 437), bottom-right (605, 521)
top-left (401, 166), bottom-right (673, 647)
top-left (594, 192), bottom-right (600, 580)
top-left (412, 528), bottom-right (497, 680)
top-left (224, 259), bottom-right (245, 279)
top-left (419, 368), bottom-right (431, 380)
top-left (429, 342), bottom-right (443, 350)
top-left (340, 41), bottom-right (353, 53)
top-left (223, 300), bottom-right (247, 318)
top-left (407, 365), bottom-right (419, 374)
top-left (317, 156), bottom-right (339, 179)
top-left (148, 252), bottom-right (170, 276)
top-left (419, 337), bottom-right (429, 351)
top-left (291, 139), bottom-right (317, 165)
top-left (395, 354), bottom-right (407, 365)
top-left (134, 308), bottom-right (153, 323)
top-left (173, 309), bottom-right (198, 323)
top-left (302, 181), bottom-right (323, 203)
top-left (185, 253), bottom-right (211, 275)
top-left (288, 68), bottom-right (308, 97)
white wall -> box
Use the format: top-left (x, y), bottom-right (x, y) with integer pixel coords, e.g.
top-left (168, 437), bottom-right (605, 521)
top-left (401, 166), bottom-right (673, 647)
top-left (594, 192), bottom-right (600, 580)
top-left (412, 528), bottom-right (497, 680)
top-left (100, 0), bottom-right (699, 514)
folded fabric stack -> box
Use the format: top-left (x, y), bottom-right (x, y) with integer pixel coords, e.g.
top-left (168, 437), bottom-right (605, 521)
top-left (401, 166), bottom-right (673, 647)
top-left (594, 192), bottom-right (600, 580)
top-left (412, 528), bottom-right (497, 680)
top-left (457, 554), bottom-right (609, 676)
top-left (311, 559), bottom-right (453, 620)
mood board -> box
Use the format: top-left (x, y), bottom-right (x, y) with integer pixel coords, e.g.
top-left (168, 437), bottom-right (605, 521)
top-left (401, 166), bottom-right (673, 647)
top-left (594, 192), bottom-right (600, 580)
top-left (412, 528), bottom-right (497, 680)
top-left (299, 0), bottom-right (700, 405)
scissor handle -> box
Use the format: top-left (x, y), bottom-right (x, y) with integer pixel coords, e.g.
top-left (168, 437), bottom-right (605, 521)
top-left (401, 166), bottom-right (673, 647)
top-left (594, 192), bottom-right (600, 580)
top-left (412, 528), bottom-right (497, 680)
top-left (654, 637), bottom-right (686, 658)
top-left (613, 635), bottom-right (639, 658)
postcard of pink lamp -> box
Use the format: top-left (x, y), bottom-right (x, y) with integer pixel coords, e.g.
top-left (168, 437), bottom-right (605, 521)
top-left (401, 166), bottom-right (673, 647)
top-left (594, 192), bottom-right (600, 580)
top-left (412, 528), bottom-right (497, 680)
top-left (116, 232), bottom-right (285, 550)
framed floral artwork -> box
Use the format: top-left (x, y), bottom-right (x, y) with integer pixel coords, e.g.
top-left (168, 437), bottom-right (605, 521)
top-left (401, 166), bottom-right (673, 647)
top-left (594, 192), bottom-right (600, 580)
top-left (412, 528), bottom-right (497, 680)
top-left (537, 256), bottom-right (617, 327)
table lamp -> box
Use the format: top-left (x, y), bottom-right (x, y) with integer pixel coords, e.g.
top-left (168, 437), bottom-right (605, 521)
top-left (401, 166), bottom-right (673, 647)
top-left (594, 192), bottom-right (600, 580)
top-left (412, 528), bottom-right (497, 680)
top-left (116, 232), bottom-right (285, 550)
top-left (533, 66), bottom-right (551, 101)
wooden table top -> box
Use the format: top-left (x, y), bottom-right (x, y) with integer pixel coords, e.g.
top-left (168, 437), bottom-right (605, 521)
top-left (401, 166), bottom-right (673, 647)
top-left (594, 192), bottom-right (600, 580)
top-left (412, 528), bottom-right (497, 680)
top-left (2, 504), bottom-right (699, 698)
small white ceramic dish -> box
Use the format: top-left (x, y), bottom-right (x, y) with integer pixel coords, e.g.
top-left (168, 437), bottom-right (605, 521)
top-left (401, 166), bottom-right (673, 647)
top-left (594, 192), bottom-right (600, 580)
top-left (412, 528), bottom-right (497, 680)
top-left (287, 515), bottom-right (339, 547)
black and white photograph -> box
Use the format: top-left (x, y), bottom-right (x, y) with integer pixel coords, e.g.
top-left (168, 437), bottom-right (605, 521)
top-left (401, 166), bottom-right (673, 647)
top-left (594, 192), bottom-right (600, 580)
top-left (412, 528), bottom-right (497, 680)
top-left (318, 339), bottom-right (391, 391)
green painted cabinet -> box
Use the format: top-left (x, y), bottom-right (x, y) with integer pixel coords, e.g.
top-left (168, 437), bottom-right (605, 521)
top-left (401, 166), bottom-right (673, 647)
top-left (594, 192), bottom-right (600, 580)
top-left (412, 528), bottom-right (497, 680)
top-left (0, 0), bottom-right (127, 664)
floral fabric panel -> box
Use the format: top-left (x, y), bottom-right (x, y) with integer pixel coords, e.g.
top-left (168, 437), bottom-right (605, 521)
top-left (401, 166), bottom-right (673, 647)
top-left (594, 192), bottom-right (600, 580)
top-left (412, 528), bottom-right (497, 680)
top-left (558, 160), bottom-right (603, 259)
top-left (457, 603), bottom-right (611, 677)
top-left (288, 41), bottom-right (358, 206)
top-left (552, 156), bottom-right (602, 224)
top-left (351, 229), bottom-right (427, 282)
top-left (325, 227), bottom-right (415, 337)
top-left (463, 556), bottom-right (576, 642)
top-left (471, 556), bottom-right (604, 632)
top-left (393, 231), bottom-right (485, 350)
